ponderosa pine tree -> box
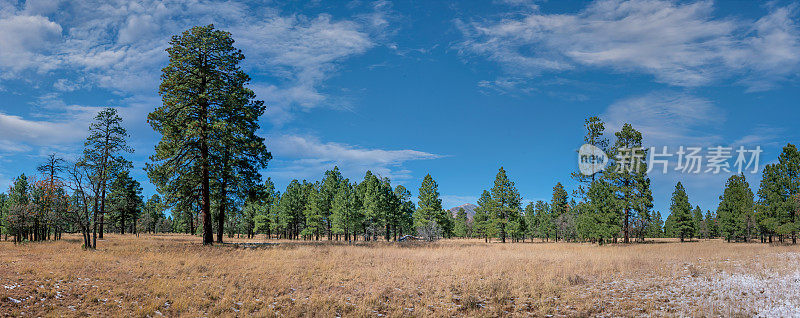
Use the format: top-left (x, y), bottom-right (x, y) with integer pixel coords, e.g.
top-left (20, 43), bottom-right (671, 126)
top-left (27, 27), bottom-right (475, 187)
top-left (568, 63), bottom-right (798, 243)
top-left (143, 194), bottom-right (166, 234)
top-left (7, 174), bottom-right (30, 243)
top-left (453, 208), bottom-right (469, 238)
top-left (571, 116), bottom-right (609, 199)
top-left (523, 202), bottom-right (537, 239)
top-left (603, 123), bottom-right (652, 243)
top-left (331, 181), bottom-right (362, 242)
top-left (209, 61), bottom-right (270, 243)
top-left (692, 205), bottom-right (704, 239)
top-left (490, 167), bottom-right (522, 243)
top-left (664, 212), bottom-right (676, 238)
top-left (648, 210), bottom-right (664, 238)
top-left (358, 172), bottom-right (398, 241)
top-left (276, 180), bottom-right (307, 239)
top-left (757, 144), bottom-right (800, 243)
top-left (301, 183), bottom-right (324, 240)
top-left (319, 167), bottom-right (345, 239)
top-left (0, 193), bottom-right (7, 240)
top-left (393, 185), bottom-right (415, 239)
top-left (576, 179), bottom-right (620, 244)
top-left (550, 182), bottom-right (569, 241)
top-left (34, 154), bottom-right (67, 241)
top-left (704, 210), bottom-right (717, 239)
top-left (718, 174), bottom-right (755, 242)
top-left (250, 178), bottom-right (279, 239)
top-left (779, 144), bottom-right (800, 243)
top-left (108, 170), bottom-right (143, 235)
top-left (415, 174), bottom-right (444, 240)
top-left (148, 25), bottom-right (258, 245)
top-left (84, 107), bottom-right (131, 245)
top-left (756, 164), bottom-right (782, 242)
top-left (670, 182), bottom-right (694, 242)
top-left (473, 190), bottom-right (494, 242)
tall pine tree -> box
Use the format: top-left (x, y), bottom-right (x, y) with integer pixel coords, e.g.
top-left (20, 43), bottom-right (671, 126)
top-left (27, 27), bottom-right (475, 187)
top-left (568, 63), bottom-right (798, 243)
top-left (670, 182), bottom-right (693, 242)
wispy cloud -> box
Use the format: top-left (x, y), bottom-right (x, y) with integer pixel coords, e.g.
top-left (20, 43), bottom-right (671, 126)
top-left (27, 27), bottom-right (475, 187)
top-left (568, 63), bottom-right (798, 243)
top-left (0, 0), bottom-right (390, 123)
top-left (457, 0), bottom-right (800, 90)
top-left (603, 91), bottom-right (723, 147)
top-left (267, 134), bottom-right (441, 183)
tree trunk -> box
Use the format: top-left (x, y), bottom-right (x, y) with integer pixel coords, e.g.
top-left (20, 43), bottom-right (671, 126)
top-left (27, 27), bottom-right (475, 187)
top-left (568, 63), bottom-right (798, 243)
top-left (92, 197), bottom-right (98, 248)
top-left (217, 180), bottom-right (227, 243)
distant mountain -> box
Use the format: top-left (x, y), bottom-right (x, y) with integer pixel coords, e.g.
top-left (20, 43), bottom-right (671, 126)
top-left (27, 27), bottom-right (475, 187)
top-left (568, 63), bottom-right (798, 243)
top-left (449, 203), bottom-right (478, 220)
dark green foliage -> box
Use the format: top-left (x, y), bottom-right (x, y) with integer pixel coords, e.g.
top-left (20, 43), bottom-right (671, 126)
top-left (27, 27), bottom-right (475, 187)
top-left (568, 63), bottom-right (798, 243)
top-left (692, 205), bottom-right (704, 239)
top-left (108, 170), bottom-right (143, 235)
top-left (414, 174), bottom-right (446, 239)
top-left (603, 123), bottom-right (653, 243)
top-left (472, 190), bottom-right (494, 242)
top-left (489, 167), bottom-right (522, 243)
top-left (718, 174), bottom-right (755, 242)
top-left (670, 182), bottom-right (694, 242)
top-left (453, 208), bottom-right (470, 238)
top-left (147, 25), bottom-right (267, 245)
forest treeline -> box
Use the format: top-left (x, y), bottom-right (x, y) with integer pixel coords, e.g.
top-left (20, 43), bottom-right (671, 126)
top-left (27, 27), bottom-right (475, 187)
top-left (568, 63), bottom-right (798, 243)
top-left (1, 25), bottom-right (798, 247)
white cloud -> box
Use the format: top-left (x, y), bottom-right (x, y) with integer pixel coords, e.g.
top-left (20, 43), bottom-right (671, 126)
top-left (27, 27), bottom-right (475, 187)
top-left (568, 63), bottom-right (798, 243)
top-left (0, 94), bottom-right (102, 152)
top-left (733, 126), bottom-right (785, 148)
top-left (267, 134), bottom-right (441, 183)
top-left (0, 111), bottom-right (88, 147)
top-left (0, 14), bottom-right (63, 75)
top-left (0, 0), bottom-right (385, 123)
top-left (603, 91), bottom-right (723, 146)
top-left (458, 0), bottom-right (800, 89)
top-left (234, 14), bottom-right (374, 124)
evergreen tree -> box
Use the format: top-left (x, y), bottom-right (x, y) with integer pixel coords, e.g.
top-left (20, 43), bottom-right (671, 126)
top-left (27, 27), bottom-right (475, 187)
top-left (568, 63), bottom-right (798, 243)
top-left (208, 47), bottom-right (271, 242)
top-left (83, 108), bottom-right (131, 246)
top-left (756, 164), bottom-right (782, 242)
top-left (571, 116), bottom-right (609, 199)
top-left (550, 182), bottom-right (570, 241)
top-left (692, 205), bottom-right (704, 239)
top-left (534, 200), bottom-right (554, 241)
top-left (603, 123), bottom-right (652, 243)
top-left (319, 167), bottom-right (345, 239)
top-left (359, 172), bottom-right (396, 241)
top-left (473, 190), bottom-right (494, 242)
top-left (301, 183), bottom-right (324, 240)
top-left (250, 178), bottom-right (279, 239)
top-left (648, 210), bottom-right (664, 238)
top-left (704, 210), bottom-right (718, 238)
top-left (756, 144), bottom-right (800, 243)
top-left (670, 182), bottom-right (694, 242)
top-left (489, 167), bottom-right (522, 243)
top-left (575, 179), bottom-right (619, 244)
top-left (718, 174), bottom-right (754, 242)
top-left (664, 212), bottom-right (676, 238)
top-left (393, 185), bottom-right (415, 238)
top-left (414, 174), bottom-right (445, 240)
top-left (108, 170), bottom-right (143, 235)
top-left (453, 208), bottom-right (469, 238)
top-left (0, 193), bottom-right (7, 240)
top-left (331, 181), bottom-right (362, 242)
top-left (277, 180), bottom-right (307, 239)
top-left (147, 25), bottom-right (255, 245)
top-left (142, 194), bottom-right (166, 233)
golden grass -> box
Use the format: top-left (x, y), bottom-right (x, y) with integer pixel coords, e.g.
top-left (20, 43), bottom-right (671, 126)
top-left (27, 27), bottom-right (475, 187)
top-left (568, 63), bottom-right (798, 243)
top-left (1, 234), bottom-right (799, 317)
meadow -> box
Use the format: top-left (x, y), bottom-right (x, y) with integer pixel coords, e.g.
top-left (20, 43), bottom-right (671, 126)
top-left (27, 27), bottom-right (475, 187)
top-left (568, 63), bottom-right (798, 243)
top-left (1, 235), bottom-right (799, 317)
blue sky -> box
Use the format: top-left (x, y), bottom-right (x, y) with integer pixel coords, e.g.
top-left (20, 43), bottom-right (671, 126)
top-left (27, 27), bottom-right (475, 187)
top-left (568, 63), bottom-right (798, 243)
top-left (0, 0), bottom-right (799, 216)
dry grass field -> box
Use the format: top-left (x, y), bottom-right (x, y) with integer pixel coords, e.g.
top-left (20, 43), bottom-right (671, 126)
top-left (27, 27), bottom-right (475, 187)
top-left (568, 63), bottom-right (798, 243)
top-left (1, 234), bottom-right (799, 317)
